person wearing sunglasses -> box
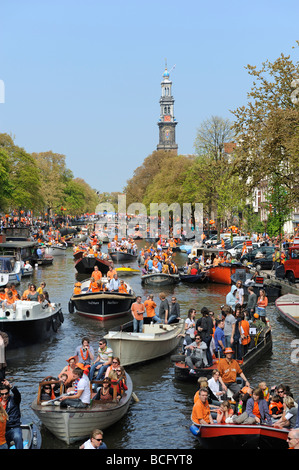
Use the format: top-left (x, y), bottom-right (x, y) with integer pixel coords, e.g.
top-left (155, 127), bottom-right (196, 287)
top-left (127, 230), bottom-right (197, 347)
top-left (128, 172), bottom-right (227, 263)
top-left (0, 379), bottom-right (23, 449)
top-left (79, 428), bottom-right (107, 449)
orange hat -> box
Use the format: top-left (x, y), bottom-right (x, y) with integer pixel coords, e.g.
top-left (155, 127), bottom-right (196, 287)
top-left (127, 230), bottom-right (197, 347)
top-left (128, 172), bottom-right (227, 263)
top-left (66, 356), bottom-right (77, 362)
top-left (224, 347), bottom-right (234, 354)
top-left (75, 362), bottom-right (85, 370)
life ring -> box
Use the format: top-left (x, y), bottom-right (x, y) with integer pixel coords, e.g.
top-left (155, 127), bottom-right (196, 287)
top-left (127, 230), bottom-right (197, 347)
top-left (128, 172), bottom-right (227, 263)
top-left (68, 300), bottom-right (74, 314)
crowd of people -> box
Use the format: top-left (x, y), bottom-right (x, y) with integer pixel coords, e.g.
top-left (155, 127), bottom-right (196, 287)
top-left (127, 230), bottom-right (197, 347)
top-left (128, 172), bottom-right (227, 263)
top-left (0, 281), bottom-right (52, 313)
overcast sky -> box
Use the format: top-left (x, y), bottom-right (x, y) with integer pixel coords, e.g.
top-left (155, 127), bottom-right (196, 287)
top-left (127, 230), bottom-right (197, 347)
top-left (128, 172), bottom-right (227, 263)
top-left (1, 0), bottom-right (298, 193)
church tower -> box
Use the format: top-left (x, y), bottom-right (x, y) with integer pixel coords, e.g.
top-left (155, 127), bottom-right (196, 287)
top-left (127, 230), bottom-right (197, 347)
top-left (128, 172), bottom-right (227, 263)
top-left (157, 63), bottom-right (178, 153)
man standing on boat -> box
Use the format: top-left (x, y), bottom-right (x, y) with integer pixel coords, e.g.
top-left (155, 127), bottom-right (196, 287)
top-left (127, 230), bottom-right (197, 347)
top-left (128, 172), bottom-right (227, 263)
top-left (218, 347), bottom-right (251, 395)
top-left (131, 296), bottom-right (145, 333)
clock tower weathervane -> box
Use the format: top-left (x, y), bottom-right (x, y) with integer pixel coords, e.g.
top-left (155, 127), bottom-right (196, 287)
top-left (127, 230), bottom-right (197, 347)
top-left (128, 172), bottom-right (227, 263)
top-left (157, 60), bottom-right (178, 154)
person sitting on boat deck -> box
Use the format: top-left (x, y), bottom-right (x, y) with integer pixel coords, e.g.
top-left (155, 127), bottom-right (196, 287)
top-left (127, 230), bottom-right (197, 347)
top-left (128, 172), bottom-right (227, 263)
top-left (185, 334), bottom-right (208, 373)
top-left (191, 388), bottom-right (214, 425)
top-left (161, 262), bottom-right (170, 274)
top-left (158, 292), bottom-right (169, 324)
top-left (59, 367), bottom-right (91, 409)
top-left (73, 282), bottom-right (82, 295)
top-left (232, 386), bottom-right (252, 417)
top-left (21, 283), bottom-right (31, 301)
top-left (184, 308), bottom-right (196, 352)
top-left (213, 254), bottom-right (221, 266)
top-left (115, 366), bottom-right (128, 400)
top-left (258, 381), bottom-right (270, 402)
top-left (118, 280), bottom-right (128, 293)
top-left (144, 295), bottom-right (162, 324)
top-left (232, 387), bottom-right (272, 425)
top-left (79, 428), bottom-right (107, 449)
top-left (131, 296), bottom-right (145, 333)
top-left (208, 370), bottom-right (227, 403)
top-left (88, 276), bottom-right (101, 293)
top-left (89, 338), bottom-right (113, 383)
top-left (225, 285), bottom-right (238, 311)
top-left (167, 296), bottom-right (181, 324)
top-left (9, 283), bottom-right (19, 300)
top-left (94, 378), bottom-right (114, 402)
top-left (40, 383), bottom-right (55, 402)
top-left (74, 337), bottom-right (95, 366)
top-left (91, 265), bottom-right (102, 282)
top-left (218, 347), bottom-right (251, 396)
top-left (0, 379), bottom-right (23, 449)
top-left (37, 293), bottom-right (50, 309)
top-left (217, 400), bottom-right (234, 424)
top-left (27, 284), bottom-right (39, 301)
top-left (273, 396), bottom-right (298, 429)
top-left (2, 291), bottom-right (17, 312)
top-left (58, 356), bottom-right (78, 388)
top-left (105, 357), bottom-right (121, 381)
top-left (108, 273), bottom-right (120, 292)
top-left (256, 289), bottom-right (268, 324)
top-left (37, 282), bottom-right (46, 295)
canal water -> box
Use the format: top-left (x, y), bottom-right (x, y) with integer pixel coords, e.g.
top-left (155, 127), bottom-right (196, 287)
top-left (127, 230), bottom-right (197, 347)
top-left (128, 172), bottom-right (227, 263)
top-left (5, 243), bottom-right (299, 449)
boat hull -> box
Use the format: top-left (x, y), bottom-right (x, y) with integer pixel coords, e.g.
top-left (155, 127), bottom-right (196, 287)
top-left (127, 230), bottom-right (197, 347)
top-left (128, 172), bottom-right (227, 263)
top-left (275, 294), bottom-right (299, 330)
top-left (105, 319), bottom-right (185, 366)
top-left (109, 252), bottom-right (137, 263)
top-left (179, 273), bottom-right (208, 283)
top-left (31, 375), bottom-right (133, 445)
top-left (141, 273), bottom-right (180, 286)
top-left (191, 423), bottom-right (288, 449)
top-left (45, 246), bottom-right (66, 256)
top-left (0, 302), bottom-right (64, 349)
top-left (75, 256), bottom-right (111, 274)
top-left (207, 263), bottom-right (248, 285)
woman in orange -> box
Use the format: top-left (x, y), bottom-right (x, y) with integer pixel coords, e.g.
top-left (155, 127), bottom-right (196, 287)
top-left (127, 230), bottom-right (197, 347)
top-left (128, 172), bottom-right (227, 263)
top-left (88, 277), bottom-right (100, 293)
top-left (257, 289), bottom-right (268, 324)
top-left (73, 282), bottom-right (81, 295)
top-left (118, 280), bottom-right (128, 294)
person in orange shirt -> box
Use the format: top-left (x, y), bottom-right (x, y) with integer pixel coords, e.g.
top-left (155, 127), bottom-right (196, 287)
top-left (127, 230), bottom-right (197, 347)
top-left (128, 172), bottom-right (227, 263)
top-left (107, 266), bottom-right (117, 280)
top-left (131, 296), bottom-right (145, 333)
top-left (2, 291), bottom-right (16, 311)
top-left (91, 266), bottom-right (102, 281)
top-left (144, 294), bottom-right (162, 323)
top-left (218, 347), bottom-right (250, 395)
top-left (118, 280), bottom-right (128, 294)
top-left (0, 402), bottom-right (9, 449)
top-left (191, 388), bottom-right (214, 425)
top-left (21, 283), bottom-right (31, 300)
top-left (73, 282), bottom-right (82, 295)
top-left (257, 289), bottom-right (268, 324)
top-left (88, 277), bottom-right (100, 293)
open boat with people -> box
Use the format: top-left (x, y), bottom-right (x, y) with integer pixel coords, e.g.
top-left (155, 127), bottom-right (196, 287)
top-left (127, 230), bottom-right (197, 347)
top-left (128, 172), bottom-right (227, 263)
top-left (8, 422), bottom-right (42, 449)
top-left (69, 277), bottom-right (136, 321)
top-left (104, 318), bottom-right (185, 366)
top-left (173, 325), bottom-right (272, 381)
top-left (31, 375), bottom-right (133, 445)
top-left (206, 262), bottom-right (249, 285)
top-left (190, 422), bottom-right (288, 449)
top-left (275, 294), bottom-right (299, 330)
top-left (141, 272), bottom-right (180, 286)
top-left (0, 300), bottom-right (64, 349)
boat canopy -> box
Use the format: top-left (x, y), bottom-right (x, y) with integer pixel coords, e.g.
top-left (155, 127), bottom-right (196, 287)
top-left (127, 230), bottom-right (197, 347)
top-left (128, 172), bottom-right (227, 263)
top-left (0, 257), bottom-right (14, 272)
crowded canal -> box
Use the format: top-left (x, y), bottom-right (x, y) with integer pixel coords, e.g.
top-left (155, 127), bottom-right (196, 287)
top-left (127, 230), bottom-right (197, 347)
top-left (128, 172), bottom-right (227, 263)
top-left (4, 242), bottom-right (299, 449)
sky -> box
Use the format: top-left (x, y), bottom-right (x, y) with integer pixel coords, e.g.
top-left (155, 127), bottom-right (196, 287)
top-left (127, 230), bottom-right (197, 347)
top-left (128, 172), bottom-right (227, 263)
top-left (0, 0), bottom-right (298, 194)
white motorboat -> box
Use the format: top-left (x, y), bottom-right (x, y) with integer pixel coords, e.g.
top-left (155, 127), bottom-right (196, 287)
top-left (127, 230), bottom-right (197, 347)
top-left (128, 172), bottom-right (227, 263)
top-left (0, 256), bottom-right (22, 287)
top-left (44, 243), bottom-right (67, 256)
top-left (275, 294), bottom-right (299, 330)
top-left (104, 318), bottom-right (185, 366)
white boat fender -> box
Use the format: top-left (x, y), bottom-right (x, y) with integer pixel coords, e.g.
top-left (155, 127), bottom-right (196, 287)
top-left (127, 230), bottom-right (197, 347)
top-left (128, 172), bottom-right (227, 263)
top-left (132, 392), bottom-right (139, 403)
top-left (190, 425), bottom-right (200, 436)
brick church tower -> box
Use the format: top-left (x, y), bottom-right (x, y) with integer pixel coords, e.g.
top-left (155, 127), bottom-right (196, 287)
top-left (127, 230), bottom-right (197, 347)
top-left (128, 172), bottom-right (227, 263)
top-left (156, 63), bottom-right (178, 153)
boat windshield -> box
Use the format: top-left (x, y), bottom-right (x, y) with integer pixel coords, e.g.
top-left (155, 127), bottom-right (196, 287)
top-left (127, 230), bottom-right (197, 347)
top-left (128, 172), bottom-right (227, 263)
top-left (0, 257), bottom-right (13, 272)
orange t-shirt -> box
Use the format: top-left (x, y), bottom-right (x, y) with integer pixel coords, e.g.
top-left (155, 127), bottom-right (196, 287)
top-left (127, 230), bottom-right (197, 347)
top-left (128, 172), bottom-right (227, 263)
top-left (191, 399), bottom-right (211, 425)
top-left (107, 269), bottom-right (116, 280)
top-left (131, 302), bottom-right (145, 320)
top-left (92, 270), bottom-right (102, 281)
top-left (252, 401), bottom-right (261, 419)
top-left (119, 284), bottom-right (128, 294)
top-left (144, 300), bottom-right (157, 318)
top-left (89, 281), bottom-right (100, 292)
top-left (0, 417), bottom-right (7, 446)
top-left (218, 358), bottom-right (243, 383)
top-left (217, 408), bottom-right (234, 424)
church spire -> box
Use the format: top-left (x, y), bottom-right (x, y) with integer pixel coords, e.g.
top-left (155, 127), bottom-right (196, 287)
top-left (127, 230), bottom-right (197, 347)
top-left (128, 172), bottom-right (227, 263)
top-left (156, 61), bottom-right (178, 153)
